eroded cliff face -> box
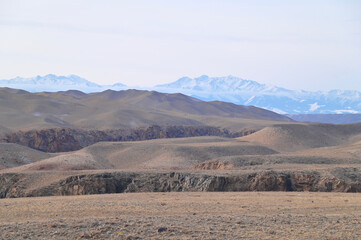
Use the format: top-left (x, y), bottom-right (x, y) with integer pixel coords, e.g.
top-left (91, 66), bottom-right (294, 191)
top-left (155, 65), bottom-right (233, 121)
top-left (193, 161), bottom-right (236, 170)
top-left (1, 169), bottom-right (360, 198)
top-left (3, 126), bottom-right (254, 152)
top-left (0, 173), bottom-right (22, 198)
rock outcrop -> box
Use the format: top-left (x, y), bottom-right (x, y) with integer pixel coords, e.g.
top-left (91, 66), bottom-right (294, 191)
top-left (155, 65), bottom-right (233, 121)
top-left (1, 168), bottom-right (360, 198)
top-left (193, 161), bottom-right (236, 170)
top-left (3, 126), bottom-right (255, 152)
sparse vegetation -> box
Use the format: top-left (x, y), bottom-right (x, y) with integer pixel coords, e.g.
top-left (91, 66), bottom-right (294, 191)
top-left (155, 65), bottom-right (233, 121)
top-left (0, 192), bottom-right (360, 239)
top-left (1, 88), bottom-right (361, 239)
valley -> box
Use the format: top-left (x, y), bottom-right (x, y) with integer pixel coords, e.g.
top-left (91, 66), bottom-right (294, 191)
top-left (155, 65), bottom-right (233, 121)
top-left (1, 121), bottom-right (361, 197)
top-left (1, 87), bottom-right (361, 239)
top-left (0, 88), bottom-right (361, 240)
top-left (2, 1), bottom-right (360, 238)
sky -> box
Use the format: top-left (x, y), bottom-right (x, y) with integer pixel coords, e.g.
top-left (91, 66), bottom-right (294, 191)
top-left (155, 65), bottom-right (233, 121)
top-left (0, 0), bottom-right (360, 90)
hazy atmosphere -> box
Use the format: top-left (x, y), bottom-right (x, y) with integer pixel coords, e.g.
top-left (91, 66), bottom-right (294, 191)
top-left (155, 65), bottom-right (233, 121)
top-left (1, 0), bottom-right (360, 90)
top-left (2, 2), bottom-right (361, 239)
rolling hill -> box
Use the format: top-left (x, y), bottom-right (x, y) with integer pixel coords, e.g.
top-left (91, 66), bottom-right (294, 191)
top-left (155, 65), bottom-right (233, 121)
top-left (2, 74), bottom-right (361, 116)
top-left (3, 125), bottom-right (361, 173)
top-left (0, 87), bottom-right (291, 131)
top-left (1, 137), bottom-right (278, 172)
top-left (239, 122), bottom-right (361, 152)
top-left (0, 143), bottom-right (53, 170)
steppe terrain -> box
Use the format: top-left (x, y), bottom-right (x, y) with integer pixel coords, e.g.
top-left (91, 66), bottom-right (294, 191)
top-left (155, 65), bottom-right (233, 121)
top-left (1, 192), bottom-right (360, 239)
top-left (1, 123), bottom-right (361, 197)
top-left (0, 88), bottom-right (290, 131)
top-left (1, 87), bottom-right (361, 239)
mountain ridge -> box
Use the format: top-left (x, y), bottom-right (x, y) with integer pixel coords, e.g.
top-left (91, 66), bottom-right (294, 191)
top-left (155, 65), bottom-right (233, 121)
top-left (0, 87), bottom-right (291, 132)
top-left (154, 75), bottom-right (361, 114)
top-left (1, 74), bottom-right (360, 115)
top-left (0, 74), bottom-right (126, 93)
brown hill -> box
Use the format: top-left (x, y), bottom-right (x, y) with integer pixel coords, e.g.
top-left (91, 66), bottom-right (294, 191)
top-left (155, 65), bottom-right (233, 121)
top-left (3, 126), bottom-right (255, 152)
top-left (0, 88), bottom-right (292, 131)
top-left (239, 122), bottom-right (361, 152)
top-left (3, 122), bottom-right (361, 173)
top-left (2, 134), bottom-right (361, 196)
top-left (0, 143), bottom-right (52, 170)
top-left (4, 122), bottom-right (361, 173)
top-left (2, 137), bottom-right (277, 172)
top-left (287, 140), bottom-right (361, 160)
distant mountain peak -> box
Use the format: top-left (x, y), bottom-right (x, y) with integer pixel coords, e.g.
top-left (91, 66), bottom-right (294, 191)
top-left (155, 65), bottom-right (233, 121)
top-left (156, 75), bottom-right (268, 94)
top-left (1, 74), bottom-right (360, 115)
top-left (154, 75), bottom-right (361, 114)
top-left (0, 74), bottom-right (127, 93)
top-left (195, 74), bottom-right (209, 80)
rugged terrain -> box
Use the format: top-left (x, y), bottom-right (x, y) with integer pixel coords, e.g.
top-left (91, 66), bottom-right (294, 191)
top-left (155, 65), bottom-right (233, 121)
top-left (1, 122), bottom-right (361, 197)
top-left (1, 87), bottom-right (361, 199)
top-left (1, 87), bottom-right (361, 239)
top-left (1, 169), bottom-right (361, 198)
top-left (0, 87), bottom-right (291, 131)
top-left (3, 125), bottom-right (254, 152)
top-left (3, 74), bottom-right (361, 115)
top-left (155, 75), bottom-right (361, 114)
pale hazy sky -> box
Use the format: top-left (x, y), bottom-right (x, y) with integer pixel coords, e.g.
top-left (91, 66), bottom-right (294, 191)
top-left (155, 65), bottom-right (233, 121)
top-left (0, 0), bottom-right (360, 90)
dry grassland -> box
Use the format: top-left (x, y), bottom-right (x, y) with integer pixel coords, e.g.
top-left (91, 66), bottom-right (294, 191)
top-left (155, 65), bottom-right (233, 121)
top-left (1, 192), bottom-right (360, 239)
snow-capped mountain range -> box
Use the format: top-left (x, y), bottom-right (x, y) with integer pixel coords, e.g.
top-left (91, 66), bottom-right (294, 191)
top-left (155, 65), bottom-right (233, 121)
top-left (154, 75), bottom-right (361, 114)
top-left (0, 74), bottom-right (360, 114)
top-left (0, 74), bottom-right (127, 93)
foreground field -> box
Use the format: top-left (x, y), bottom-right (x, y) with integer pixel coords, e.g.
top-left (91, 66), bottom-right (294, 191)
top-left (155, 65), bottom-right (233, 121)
top-left (1, 192), bottom-right (360, 239)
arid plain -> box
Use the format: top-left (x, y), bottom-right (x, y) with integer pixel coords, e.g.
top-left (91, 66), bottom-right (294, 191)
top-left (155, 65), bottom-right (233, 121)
top-left (1, 192), bottom-right (361, 239)
top-left (1, 88), bottom-right (361, 239)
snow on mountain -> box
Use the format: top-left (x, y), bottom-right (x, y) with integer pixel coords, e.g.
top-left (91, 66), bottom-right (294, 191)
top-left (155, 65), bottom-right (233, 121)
top-left (156, 75), bottom-right (294, 99)
top-left (157, 75), bottom-right (270, 94)
top-left (1, 74), bottom-right (360, 114)
top-left (0, 74), bottom-right (127, 93)
top-left (110, 83), bottom-right (127, 88)
top-left (154, 75), bottom-right (361, 114)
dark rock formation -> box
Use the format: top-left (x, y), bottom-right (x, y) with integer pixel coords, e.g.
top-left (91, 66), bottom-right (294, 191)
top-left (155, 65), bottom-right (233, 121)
top-left (1, 169), bottom-right (360, 198)
top-left (193, 161), bottom-right (236, 170)
top-left (3, 125), bottom-right (255, 152)
top-left (0, 173), bottom-right (24, 198)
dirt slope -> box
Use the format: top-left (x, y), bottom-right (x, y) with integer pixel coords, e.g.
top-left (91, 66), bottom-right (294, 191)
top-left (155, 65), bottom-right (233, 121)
top-left (3, 126), bottom-right (255, 152)
top-left (239, 122), bottom-right (361, 152)
top-left (0, 88), bottom-right (292, 131)
top-left (284, 140), bottom-right (361, 160)
top-left (4, 124), bottom-right (361, 173)
top-left (2, 137), bottom-right (277, 172)
top-left (0, 143), bottom-right (53, 170)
